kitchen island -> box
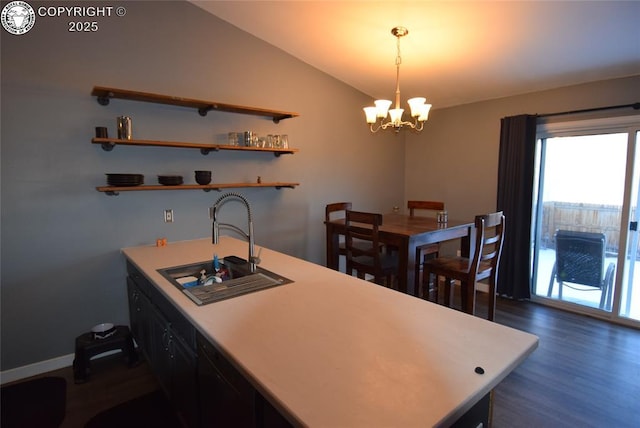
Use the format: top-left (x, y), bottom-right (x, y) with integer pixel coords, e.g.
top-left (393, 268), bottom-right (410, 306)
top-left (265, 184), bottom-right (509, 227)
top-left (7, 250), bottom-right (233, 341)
top-left (123, 236), bottom-right (538, 427)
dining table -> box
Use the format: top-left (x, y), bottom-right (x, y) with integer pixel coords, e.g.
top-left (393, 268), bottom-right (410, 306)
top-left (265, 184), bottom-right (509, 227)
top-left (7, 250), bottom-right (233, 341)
top-left (325, 212), bottom-right (475, 296)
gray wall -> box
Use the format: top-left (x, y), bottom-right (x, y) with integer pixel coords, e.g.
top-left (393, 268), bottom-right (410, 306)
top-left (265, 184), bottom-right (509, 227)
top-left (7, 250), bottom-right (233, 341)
top-left (0, 1), bottom-right (404, 371)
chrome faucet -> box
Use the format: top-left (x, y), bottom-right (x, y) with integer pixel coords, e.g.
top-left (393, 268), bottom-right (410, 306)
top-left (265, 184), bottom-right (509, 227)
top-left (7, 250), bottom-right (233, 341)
top-left (211, 192), bottom-right (259, 273)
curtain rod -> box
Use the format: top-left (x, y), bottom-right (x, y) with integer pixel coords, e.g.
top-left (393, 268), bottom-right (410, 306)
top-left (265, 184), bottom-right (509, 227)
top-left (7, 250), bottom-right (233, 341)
top-left (539, 102), bottom-right (640, 118)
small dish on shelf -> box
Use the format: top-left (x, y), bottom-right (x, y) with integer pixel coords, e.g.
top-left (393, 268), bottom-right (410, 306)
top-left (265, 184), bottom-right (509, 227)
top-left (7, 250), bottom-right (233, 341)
top-left (158, 175), bottom-right (183, 186)
top-left (106, 173), bottom-right (144, 187)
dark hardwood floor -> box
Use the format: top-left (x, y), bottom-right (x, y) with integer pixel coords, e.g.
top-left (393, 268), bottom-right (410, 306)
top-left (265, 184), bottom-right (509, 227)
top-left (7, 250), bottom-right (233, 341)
top-left (7, 355), bottom-right (161, 428)
top-left (490, 297), bottom-right (640, 428)
top-left (7, 295), bottom-right (640, 427)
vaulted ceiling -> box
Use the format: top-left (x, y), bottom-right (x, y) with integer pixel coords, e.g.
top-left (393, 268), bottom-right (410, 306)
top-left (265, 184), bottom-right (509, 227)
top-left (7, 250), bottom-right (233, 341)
top-left (190, 1), bottom-right (640, 109)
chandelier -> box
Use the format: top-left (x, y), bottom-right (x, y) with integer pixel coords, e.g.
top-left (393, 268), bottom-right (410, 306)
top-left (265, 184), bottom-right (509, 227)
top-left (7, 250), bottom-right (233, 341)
top-left (363, 27), bottom-right (432, 133)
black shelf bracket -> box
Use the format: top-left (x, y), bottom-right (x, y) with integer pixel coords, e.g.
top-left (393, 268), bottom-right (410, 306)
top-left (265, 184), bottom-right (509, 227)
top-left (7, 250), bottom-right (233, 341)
top-left (200, 147), bottom-right (220, 155)
top-left (274, 151), bottom-right (295, 157)
top-left (105, 190), bottom-right (119, 196)
top-left (101, 142), bottom-right (116, 151)
top-left (198, 106), bottom-right (212, 117)
top-left (97, 96), bottom-right (110, 106)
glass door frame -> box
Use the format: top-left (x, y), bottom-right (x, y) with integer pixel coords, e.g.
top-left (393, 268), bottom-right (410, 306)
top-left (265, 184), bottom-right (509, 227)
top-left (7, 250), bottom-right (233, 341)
top-left (531, 114), bottom-right (640, 328)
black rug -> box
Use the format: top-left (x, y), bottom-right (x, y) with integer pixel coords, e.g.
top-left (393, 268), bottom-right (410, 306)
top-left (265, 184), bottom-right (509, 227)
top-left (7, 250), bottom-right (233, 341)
top-left (84, 389), bottom-right (182, 428)
top-left (1, 376), bottom-right (67, 428)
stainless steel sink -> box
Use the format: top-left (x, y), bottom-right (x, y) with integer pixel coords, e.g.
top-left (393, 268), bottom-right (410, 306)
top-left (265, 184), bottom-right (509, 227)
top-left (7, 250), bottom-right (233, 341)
top-left (157, 256), bottom-right (293, 306)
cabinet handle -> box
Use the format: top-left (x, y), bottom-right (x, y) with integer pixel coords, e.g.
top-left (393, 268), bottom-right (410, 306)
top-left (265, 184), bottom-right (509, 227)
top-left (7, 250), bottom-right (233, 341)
top-left (167, 338), bottom-right (174, 358)
top-left (162, 330), bottom-right (170, 350)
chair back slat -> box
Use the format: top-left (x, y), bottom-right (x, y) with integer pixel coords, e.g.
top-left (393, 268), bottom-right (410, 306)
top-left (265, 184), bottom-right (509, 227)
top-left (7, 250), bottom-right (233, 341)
top-left (471, 212), bottom-right (506, 279)
top-left (345, 210), bottom-right (396, 286)
top-left (346, 211), bottom-right (383, 262)
top-left (326, 202), bottom-right (352, 222)
top-left (325, 202), bottom-right (354, 270)
top-left (408, 200), bottom-right (445, 217)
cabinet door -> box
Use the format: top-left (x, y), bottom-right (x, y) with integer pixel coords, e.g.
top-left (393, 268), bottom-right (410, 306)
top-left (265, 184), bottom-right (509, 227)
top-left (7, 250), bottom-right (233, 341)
top-left (147, 303), bottom-right (173, 396)
top-left (171, 333), bottom-right (200, 428)
top-left (198, 338), bottom-right (254, 428)
top-left (127, 268), bottom-right (200, 427)
top-left (127, 278), bottom-right (142, 340)
top-left (197, 333), bottom-right (292, 427)
top-left (127, 278), bottom-right (153, 358)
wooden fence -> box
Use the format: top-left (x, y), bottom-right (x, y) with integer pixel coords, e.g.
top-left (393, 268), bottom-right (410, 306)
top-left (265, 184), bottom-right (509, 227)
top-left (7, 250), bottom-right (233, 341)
top-left (540, 201), bottom-right (630, 254)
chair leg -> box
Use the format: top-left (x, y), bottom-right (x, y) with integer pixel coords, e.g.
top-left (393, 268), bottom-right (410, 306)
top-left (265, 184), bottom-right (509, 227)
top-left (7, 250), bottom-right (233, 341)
top-left (460, 280), bottom-right (476, 316)
top-left (547, 262), bottom-right (557, 297)
top-left (422, 267), bottom-right (432, 301)
top-left (425, 271), bottom-right (438, 301)
top-left (558, 281), bottom-right (563, 300)
top-left (385, 273), bottom-right (395, 289)
top-left (427, 273), bottom-right (437, 302)
top-left (601, 263), bottom-right (615, 310)
top-left (443, 277), bottom-right (454, 307)
top-left (488, 279), bottom-right (497, 322)
top-left (416, 258), bottom-right (423, 298)
top-left (422, 252), bottom-right (439, 300)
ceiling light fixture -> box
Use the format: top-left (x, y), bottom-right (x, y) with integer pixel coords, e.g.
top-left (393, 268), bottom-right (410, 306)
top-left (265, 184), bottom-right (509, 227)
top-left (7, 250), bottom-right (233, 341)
top-left (363, 26), bottom-right (432, 134)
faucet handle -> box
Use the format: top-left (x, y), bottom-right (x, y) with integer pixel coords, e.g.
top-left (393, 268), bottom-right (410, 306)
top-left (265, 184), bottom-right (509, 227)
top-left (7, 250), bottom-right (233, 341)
top-left (250, 247), bottom-right (262, 265)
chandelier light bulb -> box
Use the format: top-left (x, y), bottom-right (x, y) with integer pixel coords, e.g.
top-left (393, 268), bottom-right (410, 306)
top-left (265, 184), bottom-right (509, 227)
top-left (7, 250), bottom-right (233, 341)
top-left (418, 104), bottom-right (432, 121)
top-left (374, 99), bottom-right (392, 118)
top-left (408, 97), bottom-right (427, 117)
top-left (364, 106), bottom-right (378, 124)
top-left (389, 108), bottom-right (404, 123)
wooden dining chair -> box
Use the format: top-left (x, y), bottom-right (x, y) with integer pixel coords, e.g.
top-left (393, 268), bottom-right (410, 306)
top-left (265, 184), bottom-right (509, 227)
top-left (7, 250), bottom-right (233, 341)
top-left (345, 210), bottom-right (399, 288)
top-left (407, 200), bottom-right (445, 299)
top-left (423, 211), bottom-right (505, 321)
top-left (325, 202), bottom-right (353, 270)
top-left (408, 200), bottom-right (445, 218)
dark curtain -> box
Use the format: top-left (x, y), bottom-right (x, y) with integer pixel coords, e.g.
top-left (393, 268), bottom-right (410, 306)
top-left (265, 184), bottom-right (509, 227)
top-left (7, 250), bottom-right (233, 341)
top-left (496, 114), bottom-right (537, 299)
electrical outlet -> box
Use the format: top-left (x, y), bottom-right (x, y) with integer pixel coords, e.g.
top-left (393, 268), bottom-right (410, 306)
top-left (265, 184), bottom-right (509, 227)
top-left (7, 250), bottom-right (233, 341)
top-left (164, 209), bottom-right (174, 223)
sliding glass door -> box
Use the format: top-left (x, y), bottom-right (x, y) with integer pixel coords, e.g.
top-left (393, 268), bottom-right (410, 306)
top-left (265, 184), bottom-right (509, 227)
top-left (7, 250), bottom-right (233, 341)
top-left (619, 130), bottom-right (640, 321)
top-left (531, 116), bottom-right (640, 325)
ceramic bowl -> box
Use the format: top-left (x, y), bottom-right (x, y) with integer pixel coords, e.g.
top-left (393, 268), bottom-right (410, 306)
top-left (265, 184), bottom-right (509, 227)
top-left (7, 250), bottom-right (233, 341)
top-left (195, 170), bottom-right (212, 185)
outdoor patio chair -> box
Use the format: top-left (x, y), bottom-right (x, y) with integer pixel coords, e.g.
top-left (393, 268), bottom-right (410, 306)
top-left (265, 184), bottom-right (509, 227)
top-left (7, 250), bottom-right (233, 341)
top-left (547, 230), bottom-right (615, 310)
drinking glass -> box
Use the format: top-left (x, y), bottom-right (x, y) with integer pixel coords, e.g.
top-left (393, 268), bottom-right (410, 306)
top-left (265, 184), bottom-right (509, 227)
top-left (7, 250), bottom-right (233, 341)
top-left (228, 132), bottom-right (239, 146)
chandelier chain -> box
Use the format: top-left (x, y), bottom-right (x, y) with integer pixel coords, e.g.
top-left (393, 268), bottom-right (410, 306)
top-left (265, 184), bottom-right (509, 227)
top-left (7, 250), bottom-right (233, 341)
top-left (394, 32), bottom-right (403, 109)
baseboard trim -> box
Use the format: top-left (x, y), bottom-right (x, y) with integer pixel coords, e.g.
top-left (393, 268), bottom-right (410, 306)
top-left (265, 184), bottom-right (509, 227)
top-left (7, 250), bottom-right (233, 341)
top-left (0, 354), bottom-right (74, 385)
top-left (0, 347), bottom-right (130, 385)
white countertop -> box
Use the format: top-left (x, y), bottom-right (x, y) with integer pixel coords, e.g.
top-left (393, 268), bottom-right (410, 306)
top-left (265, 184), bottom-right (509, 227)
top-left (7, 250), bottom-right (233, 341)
top-left (123, 236), bottom-right (538, 427)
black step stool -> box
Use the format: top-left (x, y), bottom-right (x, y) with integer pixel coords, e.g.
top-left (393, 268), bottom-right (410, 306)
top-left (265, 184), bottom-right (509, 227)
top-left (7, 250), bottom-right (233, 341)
top-left (73, 325), bottom-right (138, 383)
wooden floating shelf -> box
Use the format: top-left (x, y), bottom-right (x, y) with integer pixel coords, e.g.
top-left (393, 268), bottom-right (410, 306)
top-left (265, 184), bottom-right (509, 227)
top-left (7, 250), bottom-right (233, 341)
top-left (92, 86), bottom-right (299, 123)
top-left (92, 138), bottom-right (298, 156)
top-left (97, 182), bottom-right (299, 196)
